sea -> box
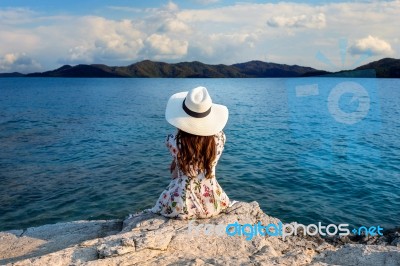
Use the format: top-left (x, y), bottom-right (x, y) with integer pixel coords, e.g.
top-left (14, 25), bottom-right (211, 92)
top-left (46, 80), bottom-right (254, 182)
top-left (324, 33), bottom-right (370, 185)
top-left (0, 77), bottom-right (399, 231)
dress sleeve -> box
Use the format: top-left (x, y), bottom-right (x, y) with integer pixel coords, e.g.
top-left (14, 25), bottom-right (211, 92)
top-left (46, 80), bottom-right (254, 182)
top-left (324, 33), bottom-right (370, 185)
top-left (165, 133), bottom-right (178, 157)
top-left (221, 131), bottom-right (226, 145)
top-left (215, 131), bottom-right (226, 159)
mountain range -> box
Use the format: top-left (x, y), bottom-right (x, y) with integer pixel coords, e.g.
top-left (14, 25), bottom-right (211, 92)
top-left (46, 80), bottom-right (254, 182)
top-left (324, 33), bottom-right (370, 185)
top-left (1, 58), bottom-right (399, 78)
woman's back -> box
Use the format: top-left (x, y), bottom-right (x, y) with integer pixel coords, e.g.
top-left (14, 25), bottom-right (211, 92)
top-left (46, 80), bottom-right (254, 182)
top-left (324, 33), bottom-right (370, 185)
top-left (151, 86), bottom-right (230, 219)
top-left (151, 130), bottom-right (230, 219)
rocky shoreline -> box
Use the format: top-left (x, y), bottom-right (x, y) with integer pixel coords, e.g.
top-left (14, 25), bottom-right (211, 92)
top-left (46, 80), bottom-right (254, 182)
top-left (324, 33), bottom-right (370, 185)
top-left (1, 201), bottom-right (399, 265)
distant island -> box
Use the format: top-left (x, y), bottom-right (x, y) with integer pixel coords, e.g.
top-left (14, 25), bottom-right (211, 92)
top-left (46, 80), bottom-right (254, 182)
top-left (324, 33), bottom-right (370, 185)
top-left (1, 58), bottom-right (399, 78)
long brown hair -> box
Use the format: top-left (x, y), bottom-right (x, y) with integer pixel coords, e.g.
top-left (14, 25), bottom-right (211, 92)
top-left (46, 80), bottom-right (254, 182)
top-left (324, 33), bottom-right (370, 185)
top-left (175, 129), bottom-right (217, 179)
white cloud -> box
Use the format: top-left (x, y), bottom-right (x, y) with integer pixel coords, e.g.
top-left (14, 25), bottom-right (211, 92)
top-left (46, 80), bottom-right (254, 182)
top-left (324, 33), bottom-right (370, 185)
top-left (349, 35), bottom-right (394, 56)
top-left (208, 32), bottom-right (258, 51)
top-left (165, 2), bottom-right (179, 12)
top-left (0, 1), bottom-right (399, 72)
top-left (84, 17), bottom-right (144, 61)
top-left (51, 16), bottom-right (145, 64)
top-left (0, 30), bottom-right (40, 53)
top-left (158, 18), bottom-right (191, 34)
top-left (0, 53), bottom-right (41, 73)
top-left (183, 31), bottom-right (260, 64)
top-left (267, 13), bottom-right (326, 29)
top-left (106, 6), bottom-right (143, 13)
top-left (193, 0), bottom-right (220, 4)
top-left (144, 34), bottom-right (188, 59)
top-left (67, 45), bottom-right (93, 63)
top-left (0, 8), bottom-right (37, 25)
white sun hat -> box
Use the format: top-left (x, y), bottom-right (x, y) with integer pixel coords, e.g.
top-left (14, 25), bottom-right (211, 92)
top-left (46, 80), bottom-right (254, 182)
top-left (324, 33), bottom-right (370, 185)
top-left (165, 86), bottom-right (229, 136)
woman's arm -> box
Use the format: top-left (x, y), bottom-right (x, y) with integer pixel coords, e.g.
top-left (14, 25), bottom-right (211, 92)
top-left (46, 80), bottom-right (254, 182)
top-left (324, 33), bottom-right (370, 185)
top-left (170, 159), bottom-right (176, 173)
top-left (170, 159), bottom-right (178, 179)
top-left (166, 133), bottom-right (179, 178)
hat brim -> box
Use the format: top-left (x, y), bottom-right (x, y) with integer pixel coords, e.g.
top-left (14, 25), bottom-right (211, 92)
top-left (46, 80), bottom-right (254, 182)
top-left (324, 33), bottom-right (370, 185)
top-left (165, 91), bottom-right (229, 136)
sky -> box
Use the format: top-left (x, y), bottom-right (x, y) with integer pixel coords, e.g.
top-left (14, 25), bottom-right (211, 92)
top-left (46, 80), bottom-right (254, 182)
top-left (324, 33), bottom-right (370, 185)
top-left (0, 0), bottom-right (399, 73)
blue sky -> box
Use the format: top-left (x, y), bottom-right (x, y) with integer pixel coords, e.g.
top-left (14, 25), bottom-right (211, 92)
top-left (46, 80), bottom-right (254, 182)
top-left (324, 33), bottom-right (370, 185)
top-left (0, 0), bottom-right (341, 12)
top-left (0, 0), bottom-right (398, 73)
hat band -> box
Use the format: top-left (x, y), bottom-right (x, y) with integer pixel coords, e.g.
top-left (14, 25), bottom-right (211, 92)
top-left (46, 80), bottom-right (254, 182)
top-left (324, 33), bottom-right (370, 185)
top-left (182, 98), bottom-right (211, 118)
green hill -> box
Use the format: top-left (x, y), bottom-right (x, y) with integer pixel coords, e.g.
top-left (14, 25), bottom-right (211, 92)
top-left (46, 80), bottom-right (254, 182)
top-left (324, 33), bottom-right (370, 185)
top-left (2, 58), bottom-right (400, 78)
top-left (355, 58), bottom-right (400, 78)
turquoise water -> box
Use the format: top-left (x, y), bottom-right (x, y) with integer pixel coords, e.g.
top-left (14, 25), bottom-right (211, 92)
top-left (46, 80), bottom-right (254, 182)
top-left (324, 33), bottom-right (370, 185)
top-left (0, 78), bottom-right (399, 231)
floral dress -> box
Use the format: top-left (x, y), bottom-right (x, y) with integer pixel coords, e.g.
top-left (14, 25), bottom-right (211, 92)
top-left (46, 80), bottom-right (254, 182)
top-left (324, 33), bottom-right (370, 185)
top-left (150, 130), bottom-right (230, 219)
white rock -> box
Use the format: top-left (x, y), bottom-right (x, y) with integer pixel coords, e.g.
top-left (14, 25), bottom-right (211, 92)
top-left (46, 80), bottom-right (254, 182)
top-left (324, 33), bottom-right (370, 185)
top-left (0, 201), bottom-right (398, 266)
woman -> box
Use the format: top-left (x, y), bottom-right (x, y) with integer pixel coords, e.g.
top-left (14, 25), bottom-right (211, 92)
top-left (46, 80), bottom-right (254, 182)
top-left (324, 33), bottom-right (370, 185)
top-left (151, 86), bottom-right (231, 219)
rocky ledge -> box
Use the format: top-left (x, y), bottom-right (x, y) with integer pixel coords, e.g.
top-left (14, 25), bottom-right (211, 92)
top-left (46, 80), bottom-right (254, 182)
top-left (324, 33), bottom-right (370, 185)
top-left (0, 202), bottom-right (399, 265)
